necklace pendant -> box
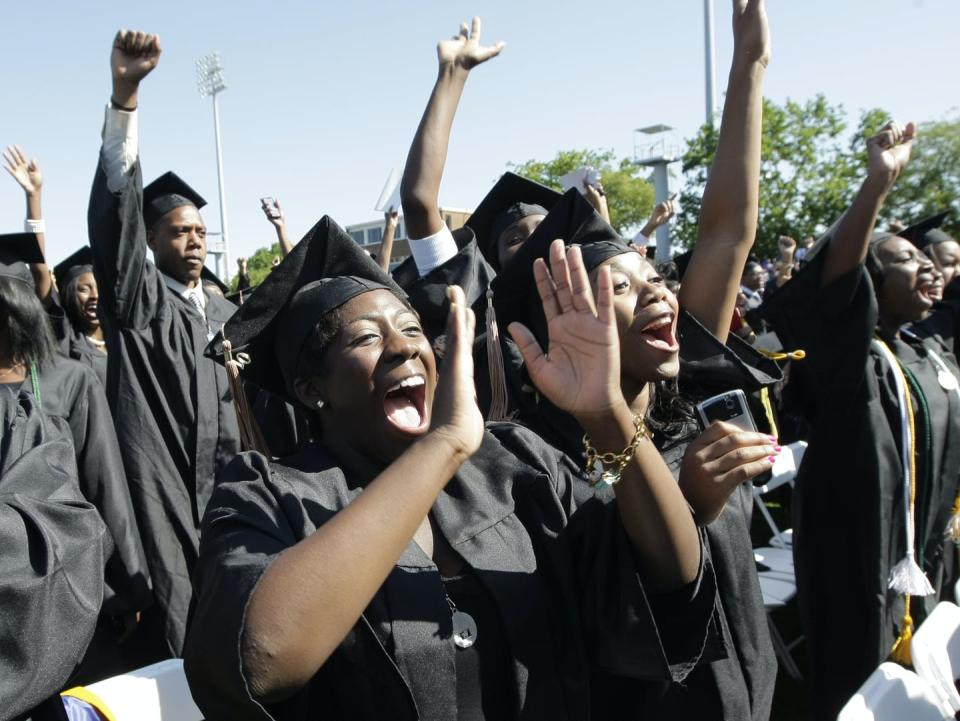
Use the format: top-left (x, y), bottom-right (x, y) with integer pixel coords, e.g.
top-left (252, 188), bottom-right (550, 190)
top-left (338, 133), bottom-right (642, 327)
top-left (451, 610), bottom-right (478, 649)
top-left (599, 470), bottom-right (618, 486)
top-left (938, 369), bottom-right (958, 392)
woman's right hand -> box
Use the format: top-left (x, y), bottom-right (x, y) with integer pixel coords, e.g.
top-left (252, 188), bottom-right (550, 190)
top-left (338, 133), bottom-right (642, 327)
top-left (436, 17), bottom-right (504, 73)
top-left (429, 285), bottom-right (484, 461)
top-left (679, 421), bottom-right (780, 524)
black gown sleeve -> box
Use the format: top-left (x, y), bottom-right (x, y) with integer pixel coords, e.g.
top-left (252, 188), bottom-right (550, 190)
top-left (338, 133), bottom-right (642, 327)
top-left (87, 158), bottom-right (164, 331)
top-left (493, 424), bottom-right (722, 683)
top-left (751, 249), bottom-right (877, 412)
top-left (0, 396), bottom-right (111, 719)
top-left (66, 367), bottom-right (152, 613)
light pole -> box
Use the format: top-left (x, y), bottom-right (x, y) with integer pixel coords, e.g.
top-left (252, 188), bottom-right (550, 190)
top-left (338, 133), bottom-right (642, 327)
top-left (703, 0), bottom-right (718, 128)
top-left (196, 52), bottom-right (230, 282)
top-left (634, 125), bottom-right (681, 261)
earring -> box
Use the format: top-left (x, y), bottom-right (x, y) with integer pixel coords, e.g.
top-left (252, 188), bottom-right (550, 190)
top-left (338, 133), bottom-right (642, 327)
top-left (316, 400), bottom-right (325, 409)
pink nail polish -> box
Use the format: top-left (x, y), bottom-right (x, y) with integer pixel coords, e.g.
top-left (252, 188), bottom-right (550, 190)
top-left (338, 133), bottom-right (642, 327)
top-left (774, 446), bottom-right (782, 453)
top-left (768, 456), bottom-right (777, 463)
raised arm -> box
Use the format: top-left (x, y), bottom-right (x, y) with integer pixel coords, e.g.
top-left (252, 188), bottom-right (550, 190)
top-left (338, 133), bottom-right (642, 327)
top-left (378, 210), bottom-right (399, 273)
top-left (400, 17), bottom-right (503, 240)
top-left (679, 0), bottom-right (769, 342)
top-left (509, 241), bottom-right (701, 591)
top-left (3, 146), bottom-right (52, 304)
top-left (821, 121), bottom-right (915, 286)
top-left (261, 197), bottom-right (293, 256)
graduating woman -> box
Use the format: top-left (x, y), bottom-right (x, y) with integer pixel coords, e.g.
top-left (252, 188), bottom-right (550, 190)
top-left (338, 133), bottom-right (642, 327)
top-left (754, 121), bottom-right (960, 720)
top-left (184, 217), bottom-right (721, 720)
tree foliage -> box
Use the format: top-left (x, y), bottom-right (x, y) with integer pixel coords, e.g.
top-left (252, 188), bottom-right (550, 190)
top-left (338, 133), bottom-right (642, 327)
top-left (230, 242), bottom-right (284, 291)
top-left (508, 149), bottom-right (656, 235)
top-left (675, 94), bottom-right (959, 257)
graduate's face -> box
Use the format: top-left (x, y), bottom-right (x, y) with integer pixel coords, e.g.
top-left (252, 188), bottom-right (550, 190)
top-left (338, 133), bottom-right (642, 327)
top-left (742, 263), bottom-right (766, 293)
top-left (147, 205), bottom-right (207, 285)
top-left (313, 290), bottom-right (436, 462)
top-left (929, 240), bottom-right (960, 288)
top-left (592, 252), bottom-right (680, 385)
top-left (71, 271), bottom-right (100, 332)
top-left (876, 236), bottom-right (939, 323)
top-left (497, 215), bottom-right (545, 269)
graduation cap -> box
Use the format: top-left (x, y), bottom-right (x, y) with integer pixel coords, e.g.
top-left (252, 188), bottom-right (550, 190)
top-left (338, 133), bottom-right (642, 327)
top-left (53, 246), bottom-right (94, 291)
top-left (667, 249), bottom-right (693, 282)
top-left (465, 172), bottom-right (562, 268)
top-left (898, 211), bottom-right (954, 250)
top-left (206, 216), bottom-right (406, 401)
top-left (491, 188), bottom-right (633, 348)
top-left (0, 232), bottom-right (44, 286)
top-left (143, 172), bottom-right (207, 229)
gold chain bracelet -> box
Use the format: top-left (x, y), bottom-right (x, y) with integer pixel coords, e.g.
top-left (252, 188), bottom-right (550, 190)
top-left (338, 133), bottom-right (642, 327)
top-left (582, 414), bottom-right (649, 487)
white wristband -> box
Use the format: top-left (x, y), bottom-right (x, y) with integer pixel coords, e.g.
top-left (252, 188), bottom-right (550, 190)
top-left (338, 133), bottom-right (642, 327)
top-left (408, 225), bottom-right (459, 277)
top-left (24, 218), bottom-right (45, 234)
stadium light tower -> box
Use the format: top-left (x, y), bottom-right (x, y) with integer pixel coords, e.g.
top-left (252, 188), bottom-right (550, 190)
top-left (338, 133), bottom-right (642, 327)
top-left (196, 52), bottom-right (231, 282)
top-left (704, 0), bottom-right (718, 128)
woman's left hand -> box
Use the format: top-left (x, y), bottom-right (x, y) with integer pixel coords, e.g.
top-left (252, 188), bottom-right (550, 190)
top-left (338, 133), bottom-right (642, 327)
top-left (508, 239), bottom-right (625, 421)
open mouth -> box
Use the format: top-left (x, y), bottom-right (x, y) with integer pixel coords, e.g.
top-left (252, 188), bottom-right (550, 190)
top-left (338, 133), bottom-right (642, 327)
top-left (638, 313), bottom-right (679, 353)
top-left (382, 375), bottom-right (428, 433)
top-left (83, 301), bottom-right (98, 321)
top-left (917, 281), bottom-right (939, 305)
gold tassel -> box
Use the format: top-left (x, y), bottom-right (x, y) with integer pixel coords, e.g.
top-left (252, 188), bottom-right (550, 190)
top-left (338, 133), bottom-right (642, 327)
top-left (222, 337), bottom-right (271, 456)
top-left (756, 348), bottom-right (807, 362)
top-left (945, 492), bottom-right (960, 544)
top-left (889, 597), bottom-right (915, 667)
top-left (484, 290), bottom-right (510, 422)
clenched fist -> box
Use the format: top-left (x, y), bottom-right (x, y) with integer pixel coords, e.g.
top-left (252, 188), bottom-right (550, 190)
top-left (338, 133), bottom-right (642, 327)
top-left (111, 29), bottom-right (162, 108)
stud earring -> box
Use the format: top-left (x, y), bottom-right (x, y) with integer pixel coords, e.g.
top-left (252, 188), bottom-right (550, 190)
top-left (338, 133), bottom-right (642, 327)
top-left (316, 400), bottom-right (325, 409)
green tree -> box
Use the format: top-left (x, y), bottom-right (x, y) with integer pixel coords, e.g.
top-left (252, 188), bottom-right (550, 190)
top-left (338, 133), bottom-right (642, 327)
top-left (230, 243), bottom-right (284, 291)
top-left (508, 149), bottom-right (656, 235)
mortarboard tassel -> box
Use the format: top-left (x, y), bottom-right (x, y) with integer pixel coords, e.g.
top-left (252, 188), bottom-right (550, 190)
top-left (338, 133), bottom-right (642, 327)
top-left (889, 596), bottom-right (915, 667)
top-left (484, 290), bottom-right (510, 422)
top-left (222, 338), bottom-right (271, 456)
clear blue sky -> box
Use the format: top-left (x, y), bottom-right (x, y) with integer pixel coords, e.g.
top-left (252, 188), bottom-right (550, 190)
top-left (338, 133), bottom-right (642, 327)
top-left (2, 0), bottom-right (957, 274)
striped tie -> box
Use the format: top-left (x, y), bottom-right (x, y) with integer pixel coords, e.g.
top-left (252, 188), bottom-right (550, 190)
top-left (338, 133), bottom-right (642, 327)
top-left (187, 290), bottom-right (205, 318)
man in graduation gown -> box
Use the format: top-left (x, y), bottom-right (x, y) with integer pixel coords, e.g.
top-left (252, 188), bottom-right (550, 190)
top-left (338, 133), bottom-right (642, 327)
top-left (86, 28), bottom-right (240, 658)
top-left (2, 390), bottom-right (111, 721)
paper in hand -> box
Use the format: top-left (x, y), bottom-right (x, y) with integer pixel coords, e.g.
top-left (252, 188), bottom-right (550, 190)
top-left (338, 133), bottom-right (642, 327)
top-left (375, 168), bottom-right (402, 213)
top-left (559, 166), bottom-right (601, 195)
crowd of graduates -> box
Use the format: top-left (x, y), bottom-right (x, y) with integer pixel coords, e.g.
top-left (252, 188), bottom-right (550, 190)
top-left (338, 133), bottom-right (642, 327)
top-left (3, 2), bottom-right (960, 720)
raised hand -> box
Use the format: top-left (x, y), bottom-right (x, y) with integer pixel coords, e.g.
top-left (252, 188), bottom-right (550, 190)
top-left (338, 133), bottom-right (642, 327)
top-left (384, 210), bottom-right (399, 228)
top-left (429, 285), bottom-right (484, 459)
top-left (261, 197), bottom-right (284, 229)
top-left (508, 239), bottom-right (625, 421)
top-left (648, 199), bottom-right (677, 230)
top-left (732, 0), bottom-right (770, 68)
top-left (867, 120), bottom-right (916, 184)
top-left (2, 145), bottom-right (42, 196)
top-left (111, 29), bottom-right (162, 107)
top-left (679, 421), bottom-right (779, 523)
top-left (436, 17), bottom-right (504, 72)
top-left (777, 235), bottom-right (796, 257)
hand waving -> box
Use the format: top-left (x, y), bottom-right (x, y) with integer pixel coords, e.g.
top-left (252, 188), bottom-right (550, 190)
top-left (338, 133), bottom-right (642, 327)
top-left (261, 197), bottom-right (284, 229)
top-left (111, 29), bottom-right (162, 106)
top-left (437, 17), bottom-right (505, 72)
top-left (3, 145), bottom-right (42, 196)
top-left (867, 120), bottom-right (916, 184)
top-left (732, 0), bottom-right (770, 68)
top-left (508, 239), bottom-right (624, 421)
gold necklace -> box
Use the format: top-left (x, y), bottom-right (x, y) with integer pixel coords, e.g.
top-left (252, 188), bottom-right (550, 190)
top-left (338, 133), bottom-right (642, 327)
top-left (0, 362), bottom-right (25, 381)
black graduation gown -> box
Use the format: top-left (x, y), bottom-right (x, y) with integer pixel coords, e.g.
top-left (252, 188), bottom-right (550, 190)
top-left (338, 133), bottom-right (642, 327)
top-left (511, 311), bottom-right (781, 721)
top-left (183, 424), bottom-right (722, 721)
top-left (87, 159), bottom-right (241, 656)
top-left (47, 299), bottom-right (108, 388)
top-left (753, 252), bottom-right (960, 721)
top-left (1, 390), bottom-right (111, 721)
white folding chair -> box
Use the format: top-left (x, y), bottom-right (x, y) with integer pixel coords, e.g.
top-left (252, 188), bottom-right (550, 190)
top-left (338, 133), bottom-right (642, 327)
top-left (837, 662), bottom-right (951, 720)
top-left (753, 440), bottom-right (806, 550)
top-left (911, 601), bottom-right (960, 713)
top-left (757, 569), bottom-right (803, 681)
top-left (84, 659), bottom-right (203, 721)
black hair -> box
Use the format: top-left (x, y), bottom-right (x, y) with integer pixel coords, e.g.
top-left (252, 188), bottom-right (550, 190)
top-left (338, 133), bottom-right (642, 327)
top-left (62, 275), bottom-right (92, 332)
top-left (647, 377), bottom-right (697, 438)
top-left (0, 277), bottom-right (57, 369)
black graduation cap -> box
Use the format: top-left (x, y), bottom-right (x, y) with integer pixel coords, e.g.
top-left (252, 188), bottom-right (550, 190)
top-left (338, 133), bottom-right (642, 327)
top-left (143, 171), bottom-right (207, 229)
top-left (206, 216), bottom-right (406, 401)
top-left (53, 246), bottom-right (94, 291)
top-left (668, 249), bottom-right (693, 282)
top-left (899, 211), bottom-right (954, 250)
top-left (465, 172), bottom-right (562, 268)
top-left (491, 188), bottom-right (632, 348)
top-left (0, 232), bottom-right (44, 286)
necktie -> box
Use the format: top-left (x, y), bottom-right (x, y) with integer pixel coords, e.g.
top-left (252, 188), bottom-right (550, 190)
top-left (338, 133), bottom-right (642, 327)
top-left (187, 290), bottom-right (205, 318)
